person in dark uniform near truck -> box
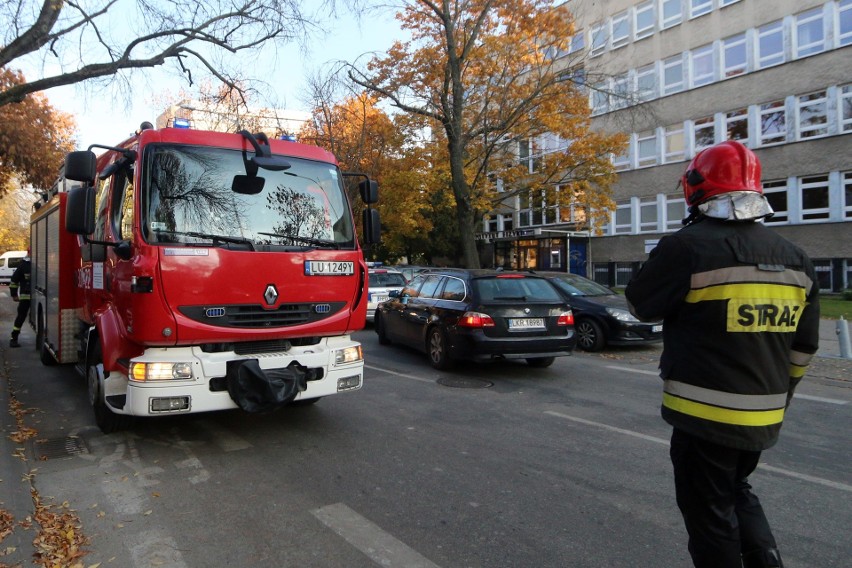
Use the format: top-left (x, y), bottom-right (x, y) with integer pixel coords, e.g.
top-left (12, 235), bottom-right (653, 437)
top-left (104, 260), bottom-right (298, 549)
top-left (625, 141), bottom-right (820, 568)
top-left (9, 249), bottom-right (31, 348)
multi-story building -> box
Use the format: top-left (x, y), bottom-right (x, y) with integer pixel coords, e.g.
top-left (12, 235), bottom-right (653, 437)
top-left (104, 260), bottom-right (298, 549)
top-left (155, 102), bottom-right (310, 140)
top-left (476, 0), bottom-right (852, 292)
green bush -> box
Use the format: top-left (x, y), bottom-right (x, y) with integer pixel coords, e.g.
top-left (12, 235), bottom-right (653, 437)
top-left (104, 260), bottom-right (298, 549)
top-left (843, 288), bottom-right (852, 301)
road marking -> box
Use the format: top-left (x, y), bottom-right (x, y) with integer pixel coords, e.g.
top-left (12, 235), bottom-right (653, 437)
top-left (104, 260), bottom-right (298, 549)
top-left (607, 366), bottom-right (848, 405)
top-left (605, 365), bottom-right (659, 376)
top-left (794, 393), bottom-right (847, 405)
top-left (366, 363), bottom-right (434, 383)
top-left (544, 411), bottom-right (852, 493)
top-left (312, 503), bottom-right (441, 568)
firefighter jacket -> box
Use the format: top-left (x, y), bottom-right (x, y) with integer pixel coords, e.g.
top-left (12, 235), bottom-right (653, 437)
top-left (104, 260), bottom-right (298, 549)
top-left (625, 217), bottom-right (820, 451)
top-left (10, 259), bottom-right (31, 301)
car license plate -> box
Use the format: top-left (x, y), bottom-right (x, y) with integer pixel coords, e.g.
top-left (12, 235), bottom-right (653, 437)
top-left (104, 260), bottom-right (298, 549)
top-left (373, 295), bottom-right (388, 303)
top-left (304, 261), bottom-right (354, 275)
top-left (652, 324), bottom-right (663, 333)
top-left (508, 318), bottom-right (545, 330)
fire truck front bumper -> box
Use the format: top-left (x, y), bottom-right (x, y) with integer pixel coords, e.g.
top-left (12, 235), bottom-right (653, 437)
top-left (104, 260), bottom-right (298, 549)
top-left (116, 337), bottom-right (364, 416)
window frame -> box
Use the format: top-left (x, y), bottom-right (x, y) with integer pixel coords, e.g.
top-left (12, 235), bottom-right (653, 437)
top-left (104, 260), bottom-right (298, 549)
top-left (794, 7), bottom-right (826, 58)
top-left (634, 1), bottom-right (656, 40)
top-left (725, 108), bottom-right (749, 144)
top-left (722, 33), bottom-right (748, 78)
top-left (762, 179), bottom-right (789, 225)
top-left (758, 99), bottom-right (787, 146)
top-left (688, 0), bottom-right (713, 19)
top-left (840, 84), bottom-right (852, 133)
top-left (690, 44), bottom-right (716, 88)
top-left (635, 64), bottom-right (657, 102)
top-left (756, 20), bottom-right (785, 69)
top-left (590, 22), bottom-right (608, 56)
top-left (796, 90), bottom-right (829, 140)
top-left (799, 174), bottom-right (831, 221)
top-left (636, 130), bottom-right (658, 168)
top-left (693, 116), bottom-right (716, 151)
top-left (664, 125), bottom-right (686, 163)
top-left (840, 0), bottom-right (852, 47)
top-left (662, 55), bottom-right (685, 95)
top-left (611, 11), bottom-right (631, 49)
top-left (660, 0), bottom-right (683, 29)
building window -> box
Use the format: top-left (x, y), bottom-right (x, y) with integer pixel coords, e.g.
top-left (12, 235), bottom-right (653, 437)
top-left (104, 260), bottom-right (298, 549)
top-left (635, 1), bottom-right (655, 39)
top-left (762, 180), bottom-right (788, 224)
top-left (844, 172), bottom-right (852, 219)
top-left (840, 84), bottom-right (852, 132)
top-left (612, 74), bottom-right (630, 110)
top-left (720, 0), bottom-right (741, 5)
top-left (614, 202), bottom-right (632, 234)
top-left (590, 22), bottom-right (607, 56)
top-left (759, 100), bottom-right (787, 146)
top-left (485, 217), bottom-right (499, 232)
top-left (639, 198), bottom-right (658, 232)
top-left (636, 64), bottom-right (657, 102)
top-left (612, 11), bottom-right (630, 49)
top-left (757, 20), bottom-right (785, 69)
top-left (664, 125), bottom-right (686, 163)
top-left (570, 30), bottom-right (585, 53)
top-left (689, 0), bottom-right (713, 19)
top-left (637, 131), bottom-right (657, 167)
top-left (612, 146), bottom-right (631, 172)
top-left (666, 196), bottom-right (687, 230)
top-left (813, 260), bottom-right (834, 291)
top-left (725, 108), bottom-right (749, 144)
top-left (663, 55), bottom-right (685, 95)
top-left (797, 90), bottom-right (828, 139)
top-left (693, 116), bottom-right (716, 150)
top-left (690, 44), bottom-right (715, 87)
top-left (840, 0), bottom-right (852, 47)
top-left (799, 175), bottom-right (830, 221)
top-left (661, 0), bottom-right (683, 29)
top-left (591, 84), bottom-right (609, 114)
top-left (722, 33), bottom-right (747, 78)
top-left (794, 7), bottom-right (826, 58)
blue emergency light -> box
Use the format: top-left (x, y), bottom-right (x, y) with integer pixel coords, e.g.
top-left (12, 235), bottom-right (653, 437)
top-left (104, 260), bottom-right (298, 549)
top-left (173, 118), bottom-right (191, 129)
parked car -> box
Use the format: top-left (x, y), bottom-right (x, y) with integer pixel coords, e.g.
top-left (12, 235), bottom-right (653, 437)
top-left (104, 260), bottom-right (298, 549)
top-left (536, 271), bottom-right (663, 352)
top-left (367, 267), bottom-right (407, 322)
top-left (0, 250), bottom-right (27, 285)
top-left (374, 269), bottom-right (576, 369)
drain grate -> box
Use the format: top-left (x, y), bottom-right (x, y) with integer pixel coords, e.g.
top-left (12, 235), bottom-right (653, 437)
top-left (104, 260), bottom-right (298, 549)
top-left (437, 377), bottom-right (493, 389)
top-left (35, 436), bottom-right (89, 460)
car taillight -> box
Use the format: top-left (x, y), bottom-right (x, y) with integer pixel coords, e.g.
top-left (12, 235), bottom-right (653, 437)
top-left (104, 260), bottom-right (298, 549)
top-left (458, 311), bottom-right (495, 328)
top-left (557, 311), bottom-right (574, 326)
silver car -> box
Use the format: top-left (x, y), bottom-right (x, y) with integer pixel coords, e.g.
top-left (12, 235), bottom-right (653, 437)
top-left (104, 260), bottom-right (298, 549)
top-left (367, 268), bottom-right (407, 322)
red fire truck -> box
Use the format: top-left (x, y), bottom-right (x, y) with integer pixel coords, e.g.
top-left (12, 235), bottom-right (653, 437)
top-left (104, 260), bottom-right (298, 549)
top-left (30, 125), bottom-right (379, 432)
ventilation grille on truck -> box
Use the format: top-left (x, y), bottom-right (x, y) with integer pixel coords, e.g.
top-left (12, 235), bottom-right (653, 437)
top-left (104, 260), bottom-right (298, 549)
top-left (178, 302), bottom-right (346, 328)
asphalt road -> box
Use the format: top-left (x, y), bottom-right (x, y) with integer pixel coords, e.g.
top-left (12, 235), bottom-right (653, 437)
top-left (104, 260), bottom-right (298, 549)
top-left (1, 305), bottom-right (850, 567)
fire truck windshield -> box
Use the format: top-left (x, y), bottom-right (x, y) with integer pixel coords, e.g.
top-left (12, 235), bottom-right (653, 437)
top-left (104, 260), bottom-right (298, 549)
top-left (142, 144), bottom-right (355, 249)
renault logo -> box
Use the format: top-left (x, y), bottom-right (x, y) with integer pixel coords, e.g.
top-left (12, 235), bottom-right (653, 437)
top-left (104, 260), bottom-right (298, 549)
top-left (264, 284), bottom-right (279, 305)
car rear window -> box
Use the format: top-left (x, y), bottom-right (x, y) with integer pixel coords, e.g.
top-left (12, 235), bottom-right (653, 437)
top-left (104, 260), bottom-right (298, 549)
top-left (369, 272), bottom-right (407, 287)
top-left (473, 277), bottom-right (562, 302)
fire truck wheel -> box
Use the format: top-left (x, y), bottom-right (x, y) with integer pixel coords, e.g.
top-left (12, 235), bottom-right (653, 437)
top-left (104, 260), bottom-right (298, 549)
top-left (87, 342), bottom-right (133, 433)
top-left (37, 315), bottom-right (56, 366)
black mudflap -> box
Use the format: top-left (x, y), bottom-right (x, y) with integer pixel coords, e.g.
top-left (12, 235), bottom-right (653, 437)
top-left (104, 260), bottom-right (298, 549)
top-left (226, 359), bottom-right (308, 413)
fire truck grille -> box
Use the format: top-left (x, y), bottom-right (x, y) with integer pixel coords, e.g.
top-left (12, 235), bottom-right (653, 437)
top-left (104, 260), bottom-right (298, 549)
top-left (179, 302), bottom-right (346, 328)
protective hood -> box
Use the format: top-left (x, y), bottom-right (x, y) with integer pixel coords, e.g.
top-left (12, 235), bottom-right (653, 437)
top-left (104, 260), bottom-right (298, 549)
top-left (696, 191), bottom-right (774, 222)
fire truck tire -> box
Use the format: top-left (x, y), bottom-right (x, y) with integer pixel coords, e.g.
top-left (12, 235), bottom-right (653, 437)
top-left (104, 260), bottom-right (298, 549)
top-left (87, 342), bottom-right (133, 433)
top-left (36, 314), bottom-right (56, 366)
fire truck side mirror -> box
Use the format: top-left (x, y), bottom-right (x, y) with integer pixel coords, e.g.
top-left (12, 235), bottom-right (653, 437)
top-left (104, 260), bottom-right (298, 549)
top-left (65, 186), bottom-right (96, 235)
top-left (359, 179), bottom-right (378, 204)
top-left (362, 208), bottom-right (381, 245)
top-left (64, 151), bottom-right (97, 183)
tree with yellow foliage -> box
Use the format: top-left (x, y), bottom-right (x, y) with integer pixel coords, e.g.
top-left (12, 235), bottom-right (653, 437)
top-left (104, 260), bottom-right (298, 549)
top-left (0, 68), bottom-right (76, 197)
top-left (350, 0), bottom-right (626, 268)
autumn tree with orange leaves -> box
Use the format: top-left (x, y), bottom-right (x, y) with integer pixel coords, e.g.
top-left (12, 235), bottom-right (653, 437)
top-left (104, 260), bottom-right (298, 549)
top-left (0, 68), bottom-right (76, 197)
top-left (350, 0), bottom-right (626, 268)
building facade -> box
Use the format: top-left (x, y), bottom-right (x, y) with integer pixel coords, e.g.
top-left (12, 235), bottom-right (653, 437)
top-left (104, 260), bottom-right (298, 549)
top-left (477, 0), bottom-right (852, 292)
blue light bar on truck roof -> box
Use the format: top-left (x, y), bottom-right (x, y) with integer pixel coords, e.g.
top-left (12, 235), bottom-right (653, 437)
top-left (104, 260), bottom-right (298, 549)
top-left (173, 118), bottom-right (191, 129)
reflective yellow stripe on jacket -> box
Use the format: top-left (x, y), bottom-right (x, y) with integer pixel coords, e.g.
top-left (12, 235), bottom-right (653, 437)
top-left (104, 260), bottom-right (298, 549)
top-left (663, 380), bottom-right (787, 426)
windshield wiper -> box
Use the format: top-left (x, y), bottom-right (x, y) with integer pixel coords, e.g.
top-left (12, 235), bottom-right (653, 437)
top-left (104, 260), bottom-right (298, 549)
top-left (154, 229), bottom-right (255, 250)
top-left (494, 296), bottom-right (527, 301)
top-left (257, 231), bottom-right (339, 249)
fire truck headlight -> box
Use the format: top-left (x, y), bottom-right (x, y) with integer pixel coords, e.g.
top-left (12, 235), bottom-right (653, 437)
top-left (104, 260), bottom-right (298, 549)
top-left (130, 362), bottom-right (193, 381)
top-left (334, 345), bottom-right (363, 365)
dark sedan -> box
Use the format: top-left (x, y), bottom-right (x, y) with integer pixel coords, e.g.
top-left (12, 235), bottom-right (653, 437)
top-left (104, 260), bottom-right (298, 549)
top-left (375, 269), bottom-right (576, 369)
top-left (537, 272), bottom-right (663, 352)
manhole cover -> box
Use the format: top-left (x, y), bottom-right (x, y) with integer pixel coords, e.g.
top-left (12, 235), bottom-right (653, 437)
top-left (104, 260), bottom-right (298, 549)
top-left (437, 377), bottom-right (493, 389)
top-left (35, 436), bottom-right (89, 460)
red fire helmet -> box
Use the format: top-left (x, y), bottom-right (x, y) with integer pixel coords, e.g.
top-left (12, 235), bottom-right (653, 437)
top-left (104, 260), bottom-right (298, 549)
top-left (682, 141), bottom-right (762, 206)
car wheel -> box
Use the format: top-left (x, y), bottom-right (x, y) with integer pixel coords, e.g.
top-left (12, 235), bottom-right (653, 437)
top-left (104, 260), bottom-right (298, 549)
top-left (87, 341), bottom-right (133, 434)
top-left (375, 312), bottom-right (391, 345)
top-left (576, 319), bottom-right (606, 352)
top-left (427, 327), bottom-right (453, 370)
top-left (526, 357), bottom-right (555, 368)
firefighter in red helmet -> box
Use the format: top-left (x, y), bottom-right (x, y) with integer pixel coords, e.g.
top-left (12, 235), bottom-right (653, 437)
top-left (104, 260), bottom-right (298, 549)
top-left (625, 141), bottom-right (820, 568)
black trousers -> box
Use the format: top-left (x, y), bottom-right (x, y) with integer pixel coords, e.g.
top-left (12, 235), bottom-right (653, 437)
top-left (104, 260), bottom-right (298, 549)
top-left (12, 299), bottom-right (30, 336)
top-left (670, 428), bottom-right (777, 568)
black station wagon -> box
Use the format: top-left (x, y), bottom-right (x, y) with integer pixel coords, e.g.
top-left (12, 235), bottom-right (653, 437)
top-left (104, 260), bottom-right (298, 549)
top-left (374, 269), bottom-right (576, 369)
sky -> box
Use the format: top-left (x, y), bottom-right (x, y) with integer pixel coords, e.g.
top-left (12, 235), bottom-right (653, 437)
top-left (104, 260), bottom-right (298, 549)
top-left (26, 7), bottom-right (404, 148)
